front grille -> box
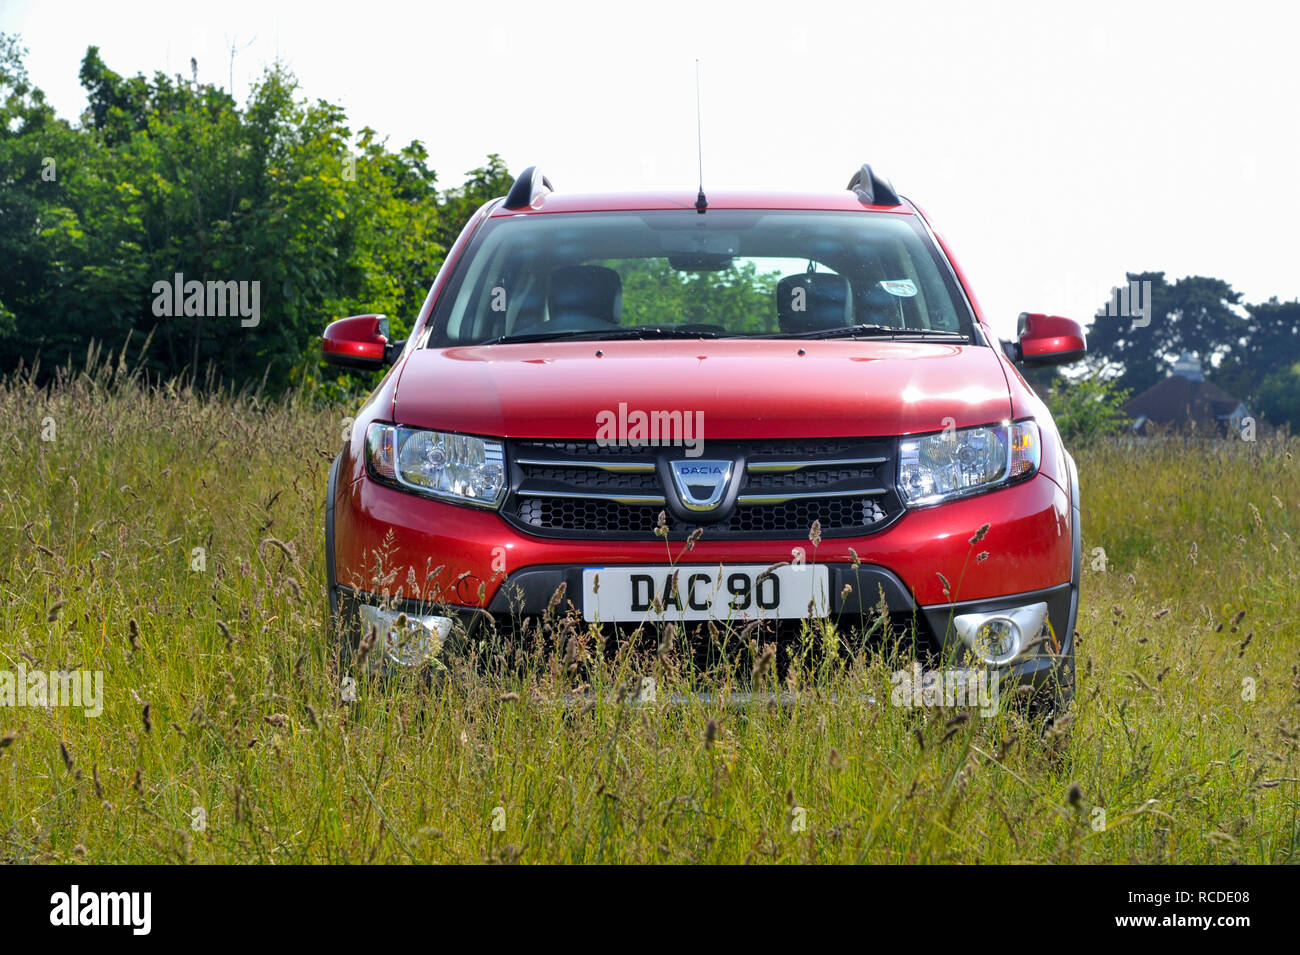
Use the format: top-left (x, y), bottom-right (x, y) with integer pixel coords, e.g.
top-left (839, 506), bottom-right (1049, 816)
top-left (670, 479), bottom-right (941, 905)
top-left (517, 497), bottom-right (665, 534)
top-left (502, 437), bottom-right (904, 540)
top-left (730, 496), bottom-right (887, 533)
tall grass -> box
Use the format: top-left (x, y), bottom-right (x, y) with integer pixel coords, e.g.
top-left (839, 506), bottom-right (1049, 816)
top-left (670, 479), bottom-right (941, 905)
top-left (0, 356), bottom-right (1296, 863)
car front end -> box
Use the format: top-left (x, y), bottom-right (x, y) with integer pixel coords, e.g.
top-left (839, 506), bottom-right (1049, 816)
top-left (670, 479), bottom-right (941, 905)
top-left (323, 166), bottom-right (1085, 705)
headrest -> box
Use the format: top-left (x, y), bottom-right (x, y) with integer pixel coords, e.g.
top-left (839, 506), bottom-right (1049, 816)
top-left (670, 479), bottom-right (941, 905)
top-left (548, 265), bottom-right (623, 323)
top-left (776, 272), bottom-right (851, 333)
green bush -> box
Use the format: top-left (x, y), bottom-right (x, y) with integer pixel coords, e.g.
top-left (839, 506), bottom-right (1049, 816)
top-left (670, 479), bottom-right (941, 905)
top-left (1047, 376), bottom-right (1131, 442)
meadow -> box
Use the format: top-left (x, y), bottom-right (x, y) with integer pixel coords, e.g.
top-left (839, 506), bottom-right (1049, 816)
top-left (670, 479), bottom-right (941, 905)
top-left (1, 352), bottom-right (1296, 863)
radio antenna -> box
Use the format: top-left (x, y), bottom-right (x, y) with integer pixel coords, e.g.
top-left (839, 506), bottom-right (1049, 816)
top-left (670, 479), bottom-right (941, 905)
top-left (695, 59), bottom-right (707, 213)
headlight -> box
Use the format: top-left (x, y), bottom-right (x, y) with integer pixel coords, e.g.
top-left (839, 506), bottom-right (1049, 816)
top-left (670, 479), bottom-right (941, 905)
top-left (366, 423), bottom-right (506, 508)
top-left (898, 420), bottom-right (1040, 506)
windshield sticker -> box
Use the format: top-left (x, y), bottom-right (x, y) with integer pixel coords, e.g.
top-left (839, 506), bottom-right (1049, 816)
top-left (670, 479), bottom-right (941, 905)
top-left (879, 279), bottom-right (918, 297)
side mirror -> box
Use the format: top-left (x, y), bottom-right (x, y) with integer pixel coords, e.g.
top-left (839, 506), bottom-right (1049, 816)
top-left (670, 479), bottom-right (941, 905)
top-left (1007, 313), bottom-right (1087, 366)
top-left (322, 314), bottom-right (403, 370)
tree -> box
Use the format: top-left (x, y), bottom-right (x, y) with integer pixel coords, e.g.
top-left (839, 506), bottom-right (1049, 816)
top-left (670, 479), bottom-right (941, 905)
top-left (1254, 361), bottom-right (1300, 432)
top-left (0, 34), bottom-right (86, 368)
top-left (0, 33), bottom-right (510, 392)
top-left (1212, 297), bottom-right (1300, 415)
top-left (1084, 271), bottom-right (1246, 395)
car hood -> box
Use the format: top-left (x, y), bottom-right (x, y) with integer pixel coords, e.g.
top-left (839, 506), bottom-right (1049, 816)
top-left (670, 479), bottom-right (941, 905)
top-left (391, 339), bottom-right (1012, 439)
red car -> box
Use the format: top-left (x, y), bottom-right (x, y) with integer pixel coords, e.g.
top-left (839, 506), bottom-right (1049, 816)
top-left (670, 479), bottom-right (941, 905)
top-left (322, 163), bottom-right (1085, 702)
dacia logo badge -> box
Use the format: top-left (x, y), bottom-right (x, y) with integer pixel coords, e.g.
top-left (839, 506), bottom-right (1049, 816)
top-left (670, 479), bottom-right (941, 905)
top-left (669, 459), bottom-right (733, 512)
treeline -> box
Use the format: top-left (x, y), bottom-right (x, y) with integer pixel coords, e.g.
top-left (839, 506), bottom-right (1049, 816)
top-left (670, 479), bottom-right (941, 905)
top-left (0, 34), bottom-right (511, 392)
top-left (1069, 271), bottom-right (1300, 429)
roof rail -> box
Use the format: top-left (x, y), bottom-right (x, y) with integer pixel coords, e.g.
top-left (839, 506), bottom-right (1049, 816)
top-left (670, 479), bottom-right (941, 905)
top-left (502, 165), bottom-right (554, 210)
top-left (846, 163), bottom-right (901, 207)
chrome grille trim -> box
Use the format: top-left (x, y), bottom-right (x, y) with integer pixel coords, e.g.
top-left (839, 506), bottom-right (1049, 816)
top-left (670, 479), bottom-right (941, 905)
top-left (746, 456), bottom-right (887, 473)
top-left (736, 487), bottom-right (888, 505)
top-left (514, 456), bottom-right (656, 472)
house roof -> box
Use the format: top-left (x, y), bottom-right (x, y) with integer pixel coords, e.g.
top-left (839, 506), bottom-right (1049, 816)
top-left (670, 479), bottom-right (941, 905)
top-left (1122, 375), bottom-right (1249, 429)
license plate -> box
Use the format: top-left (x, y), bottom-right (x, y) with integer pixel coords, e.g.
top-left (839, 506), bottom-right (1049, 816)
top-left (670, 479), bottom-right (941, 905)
top-left (581, 564), bottom-right (830, 623)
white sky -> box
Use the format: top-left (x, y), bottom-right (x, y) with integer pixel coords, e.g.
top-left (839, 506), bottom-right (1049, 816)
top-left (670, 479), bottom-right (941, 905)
top-left (4, 0), bottom-right (1297, 339)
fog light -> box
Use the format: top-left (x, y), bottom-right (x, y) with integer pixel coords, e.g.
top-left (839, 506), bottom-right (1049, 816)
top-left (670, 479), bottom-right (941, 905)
top-left (357, 604), bottom-right (453, 668)
top-left (952, 602), bottom-right (1048, 666)
top-left (975, 619), bottom-right (1018, 660)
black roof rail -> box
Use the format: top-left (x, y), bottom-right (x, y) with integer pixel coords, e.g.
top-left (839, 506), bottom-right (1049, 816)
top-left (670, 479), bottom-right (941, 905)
top-left (502, 165), bottom-right (554, 210)
top-left (846, 163), bottom-right (901, 207)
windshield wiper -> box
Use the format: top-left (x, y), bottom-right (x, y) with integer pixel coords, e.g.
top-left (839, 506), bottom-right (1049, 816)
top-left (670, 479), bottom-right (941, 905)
top-left (482, 323), bottom-right (965, 345)
top-left (753, 324), bottom-right (968, 341)
top-left (485, 325), bottom-right (723, 345)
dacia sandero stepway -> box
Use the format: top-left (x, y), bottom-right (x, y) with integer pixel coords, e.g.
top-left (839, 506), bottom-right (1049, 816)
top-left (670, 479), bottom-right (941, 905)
top-left (322, 163), bottom-right (1087, 703)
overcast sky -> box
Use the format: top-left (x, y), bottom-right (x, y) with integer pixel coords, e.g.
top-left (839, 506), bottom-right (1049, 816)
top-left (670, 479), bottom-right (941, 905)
top-left (4, 0), bottom-right (1297, 339)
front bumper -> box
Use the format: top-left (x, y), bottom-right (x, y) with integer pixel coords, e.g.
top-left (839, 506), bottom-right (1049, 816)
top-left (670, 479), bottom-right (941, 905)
top-left (334, 568), bottom-right (1074, 683)
top-left (329, 466), bottom-right (1077, 685)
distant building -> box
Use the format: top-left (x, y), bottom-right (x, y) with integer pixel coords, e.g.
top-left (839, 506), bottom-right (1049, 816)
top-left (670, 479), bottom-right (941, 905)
top-left (1169, 352), bottom-right (1203, 382)
top-left (1122, 353), bottom-right (1263, 436)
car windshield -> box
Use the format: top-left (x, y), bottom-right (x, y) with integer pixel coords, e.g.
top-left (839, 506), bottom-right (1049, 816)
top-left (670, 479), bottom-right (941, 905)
top-left (424, 209), bottom-right (976, 346)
